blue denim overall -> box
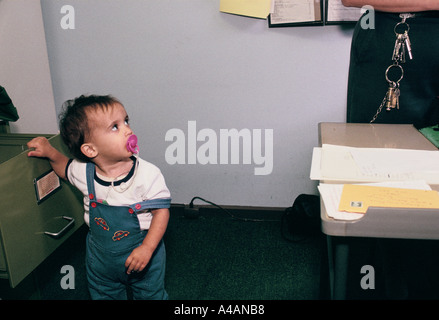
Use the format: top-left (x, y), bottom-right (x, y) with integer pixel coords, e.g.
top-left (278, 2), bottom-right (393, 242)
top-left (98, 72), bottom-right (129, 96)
top-left (85, 162), bottom-right (170, 300)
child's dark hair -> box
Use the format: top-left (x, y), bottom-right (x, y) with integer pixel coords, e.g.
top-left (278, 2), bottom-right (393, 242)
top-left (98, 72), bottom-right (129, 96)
top-left (59, 94), bottom-right (122, 162)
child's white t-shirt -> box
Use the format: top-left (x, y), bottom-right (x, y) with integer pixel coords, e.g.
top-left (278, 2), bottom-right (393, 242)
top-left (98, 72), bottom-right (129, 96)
top-left (66, 157), bottom-right (171, 230)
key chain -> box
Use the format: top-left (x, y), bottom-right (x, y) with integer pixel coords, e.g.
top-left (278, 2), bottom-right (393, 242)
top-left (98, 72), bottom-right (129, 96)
top-left (384, 63), bottom-right (403, 111)
top-left (370, 14), bottom-right (414, 123)
top-left (370, 63), bottom-right (404, 123)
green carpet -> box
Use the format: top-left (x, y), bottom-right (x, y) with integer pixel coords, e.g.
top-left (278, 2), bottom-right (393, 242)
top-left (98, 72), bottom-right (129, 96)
top-left (164, 210), bottom-right (322, 300)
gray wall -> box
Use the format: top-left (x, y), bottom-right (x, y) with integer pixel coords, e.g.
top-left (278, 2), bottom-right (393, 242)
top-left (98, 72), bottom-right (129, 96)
top-left (0, 0), bottom-right (57, 134)
top-left (39, 0), bottom-right (353, 207)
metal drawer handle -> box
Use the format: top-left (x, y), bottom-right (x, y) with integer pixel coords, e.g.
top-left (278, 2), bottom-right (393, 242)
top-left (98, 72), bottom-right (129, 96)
top-left (44, 216), bottom-right (75, 239)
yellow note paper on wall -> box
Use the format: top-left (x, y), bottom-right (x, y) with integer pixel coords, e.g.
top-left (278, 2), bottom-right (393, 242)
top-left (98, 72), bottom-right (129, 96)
top-left (338, 184), bottom-right (439, 214)
top-left (220, 0), bottom-right (271, 19)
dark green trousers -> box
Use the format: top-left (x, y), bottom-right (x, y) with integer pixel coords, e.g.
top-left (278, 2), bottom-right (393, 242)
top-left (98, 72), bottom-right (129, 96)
top-left (346, 11), bottom-right (439, 128)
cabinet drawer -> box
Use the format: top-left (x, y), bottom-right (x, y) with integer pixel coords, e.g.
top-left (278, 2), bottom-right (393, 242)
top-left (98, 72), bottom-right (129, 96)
top-left (0, 134), bottom-right (51, 164)
top-left (0, 134), bottom-right (84, 287)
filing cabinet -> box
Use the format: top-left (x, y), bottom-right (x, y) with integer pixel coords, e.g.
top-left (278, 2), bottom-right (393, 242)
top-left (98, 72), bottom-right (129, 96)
top-left (0, 133), bottom-right (83, 288)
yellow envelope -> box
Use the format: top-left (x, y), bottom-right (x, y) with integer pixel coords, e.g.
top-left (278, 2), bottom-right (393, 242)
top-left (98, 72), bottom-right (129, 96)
top-left (338, 184), bottom-right (439, 214)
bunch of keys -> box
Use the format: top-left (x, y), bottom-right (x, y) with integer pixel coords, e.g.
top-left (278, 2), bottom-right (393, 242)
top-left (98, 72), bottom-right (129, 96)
top-left (385, 63), bottom-right (403, 111)
top-left (392, 20), bottom-right (413, 62)
top-left (370, 14), bottom-right (414, 123)
top-left (385, 82), bottom-right (400, 111)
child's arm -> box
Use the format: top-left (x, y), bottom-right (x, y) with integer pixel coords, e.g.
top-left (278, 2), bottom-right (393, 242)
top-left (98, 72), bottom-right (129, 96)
top-left (125, 208), bottom-right (170, 274)
top-left (27, 137), bottom-right (70, 180)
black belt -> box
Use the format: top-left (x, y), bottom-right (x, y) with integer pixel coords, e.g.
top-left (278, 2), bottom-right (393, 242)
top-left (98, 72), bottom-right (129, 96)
top-left (404, 11), bottom-right (439, 18)
top-left (381, 11), bottom-right (439, 18)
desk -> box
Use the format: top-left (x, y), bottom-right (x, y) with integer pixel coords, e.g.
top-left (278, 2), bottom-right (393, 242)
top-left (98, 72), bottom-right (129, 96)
top-left (318, 122), bottom-right (439, 299)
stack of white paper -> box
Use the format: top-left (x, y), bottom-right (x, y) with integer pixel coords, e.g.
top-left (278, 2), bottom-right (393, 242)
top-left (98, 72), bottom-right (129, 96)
top-left (311, 144), bottom-right (439, 184)
top-left (311, 144), bottom-right (439, 220)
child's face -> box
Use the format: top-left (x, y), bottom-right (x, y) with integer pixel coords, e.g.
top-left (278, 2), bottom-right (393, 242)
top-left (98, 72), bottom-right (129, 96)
top-left (85, 103), bottom-right (135, 161)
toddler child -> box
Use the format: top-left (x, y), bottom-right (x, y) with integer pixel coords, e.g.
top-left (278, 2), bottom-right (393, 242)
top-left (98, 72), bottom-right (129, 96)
top-left (28, 94), bottom-right (171, 300)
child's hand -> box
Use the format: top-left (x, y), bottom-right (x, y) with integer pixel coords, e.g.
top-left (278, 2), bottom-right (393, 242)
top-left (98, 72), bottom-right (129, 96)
top-left (27, 137), bottom-right (54, 158)
top-left (125, 209), bottom-right (169, 275)
top-left (27, 137), bottom-right (69, 180)
top-left (125, 245), bottom-right (154, 274)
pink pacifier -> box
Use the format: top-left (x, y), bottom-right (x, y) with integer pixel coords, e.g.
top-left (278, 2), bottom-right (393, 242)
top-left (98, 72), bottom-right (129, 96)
top-left (126, 134), bottom-right (139, 154)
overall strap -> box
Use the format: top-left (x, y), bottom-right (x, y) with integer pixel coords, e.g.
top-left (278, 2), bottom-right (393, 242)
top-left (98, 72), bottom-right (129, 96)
top-left (86, 162), bottom-right (96, 196)
top-left (128, 198), bottom-right (172, 211)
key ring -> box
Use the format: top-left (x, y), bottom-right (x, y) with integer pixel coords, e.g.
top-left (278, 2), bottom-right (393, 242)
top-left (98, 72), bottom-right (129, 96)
top-left (385, 63), bottom-right (404, 84)
top-left (394, 21), bottom-right (410, 35)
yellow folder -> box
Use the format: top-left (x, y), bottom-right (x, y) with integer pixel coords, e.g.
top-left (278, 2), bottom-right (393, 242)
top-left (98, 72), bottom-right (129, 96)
top-left (338, 184), bottom-right (439, 214)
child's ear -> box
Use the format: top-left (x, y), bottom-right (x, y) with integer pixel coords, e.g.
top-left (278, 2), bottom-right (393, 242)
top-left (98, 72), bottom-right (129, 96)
top-left (81, 143), bottom-right (98, 159)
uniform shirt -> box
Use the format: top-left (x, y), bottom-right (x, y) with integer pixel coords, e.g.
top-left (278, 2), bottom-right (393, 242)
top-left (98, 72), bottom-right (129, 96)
top-left (66, 157), bottom-right (171, 230)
